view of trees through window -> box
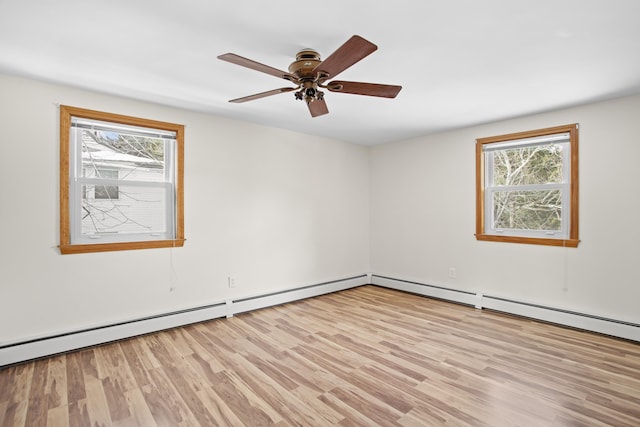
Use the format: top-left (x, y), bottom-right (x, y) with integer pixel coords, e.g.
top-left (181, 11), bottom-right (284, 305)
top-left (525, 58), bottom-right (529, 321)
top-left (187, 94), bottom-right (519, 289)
top-left (490, 143), bottom-right (564, 231)
top-left (476, 123), bottom-right (579, 247)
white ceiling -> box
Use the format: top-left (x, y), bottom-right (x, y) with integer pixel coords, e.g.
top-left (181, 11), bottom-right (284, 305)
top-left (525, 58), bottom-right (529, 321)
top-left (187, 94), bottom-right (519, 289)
top-left (1, 0), bottom-right (639, 145)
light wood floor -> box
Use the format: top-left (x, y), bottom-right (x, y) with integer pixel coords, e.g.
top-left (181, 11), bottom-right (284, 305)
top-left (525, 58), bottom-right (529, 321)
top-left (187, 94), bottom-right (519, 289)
top-left (1, 285), bottom-right (639, 426)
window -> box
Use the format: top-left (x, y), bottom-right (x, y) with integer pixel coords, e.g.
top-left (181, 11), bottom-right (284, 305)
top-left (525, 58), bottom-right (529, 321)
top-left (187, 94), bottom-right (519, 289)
top-left (475, 124), bottom-right (579, 247)
top-left (60, 105), bottom-right (184, 254)
top-left (84, 169), bottom-right (119, 200)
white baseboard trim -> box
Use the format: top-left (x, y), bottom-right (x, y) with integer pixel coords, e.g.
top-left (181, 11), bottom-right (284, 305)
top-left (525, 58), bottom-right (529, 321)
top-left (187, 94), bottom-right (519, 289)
top-left (371, 275), bottom-right (640, 342)
top-left (0, 303), bottom-right (229, 368)
top-left (371, 275), bottom-right (480, 307)
top-left (229, 275), bottom-right (369, 316)
top-left (480, 296), bottom-right (640, 342)
top-left (0, 275), bottom-right (367, 367)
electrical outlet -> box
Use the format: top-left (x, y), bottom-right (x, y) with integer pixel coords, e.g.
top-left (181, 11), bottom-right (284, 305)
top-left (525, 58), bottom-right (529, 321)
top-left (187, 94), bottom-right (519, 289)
top-left (449, 267), bottom-right (456, 279)
top-left (228, 276), bottom-right (236, 288)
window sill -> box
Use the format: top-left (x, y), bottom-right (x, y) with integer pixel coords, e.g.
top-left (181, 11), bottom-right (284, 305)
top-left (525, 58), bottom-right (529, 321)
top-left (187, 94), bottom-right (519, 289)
top-left (59, 239), bottom-right (186, 255)
top-left (475, 234), bottom-right (579, 248)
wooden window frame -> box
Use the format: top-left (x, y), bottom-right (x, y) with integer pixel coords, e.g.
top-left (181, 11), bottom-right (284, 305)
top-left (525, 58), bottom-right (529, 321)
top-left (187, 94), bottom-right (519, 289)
top-left (475, 124), bottom-right (579, 247)
top-left (59, 105), bottom-right (185, 254)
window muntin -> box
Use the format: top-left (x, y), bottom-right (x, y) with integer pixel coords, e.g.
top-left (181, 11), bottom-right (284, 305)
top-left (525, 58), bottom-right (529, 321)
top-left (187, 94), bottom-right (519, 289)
top-left (60, 106), bottom-right (185, 254)
top-left (476, 124), bottom-right (579, 247)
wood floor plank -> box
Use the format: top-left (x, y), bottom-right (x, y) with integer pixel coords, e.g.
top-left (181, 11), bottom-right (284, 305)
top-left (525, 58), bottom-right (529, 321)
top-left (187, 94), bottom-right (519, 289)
top-left (2, 285), bottom-right (640, 426)
top-left (1, 400), bottom-right (27, 427)
top-left (317, 391), bottom-right (381, 426)
top-left (210, 369), bottom-right (277, 426)
top-left (223, 354), bottom-right (293, 424)
top-left (65, 352), bottom-right (85, 405)
top-left (288, 385), bottom-right (345, 425)
top-left (0, 401), bottom-right (7, 426)
top-left (162, 362), bottom-right (221, 426)
top-left (327, 385), bottom-right (404, 426)
top-left (67, 399), bottom-right (91, 427)
top-left (183, 325), bottom-right (229, 373)
top-left (116, 387), bottom-right (156, 427)
top-left (101, 376), bottom-right (131, 423)
top-left (128, 337), bottom-right (162, 371)
top-left (195, 385), bottom-right (245, 426)
top-left (224, 351), bottom-right (334, 426)
top-left (144, 367), bottom-right (197, 426)
top-left (118, 339), bottom-right (152, 388)
top-left (24, 361), bottom-right (48, 427)
top-left (46, 404), bottom-right (69, 427)
top-left (83, 375), bottom-right (112, 427)
top-left (45, 355), bottom-right (67, 410)
top-left (278, 349), bottom-right (346, 393)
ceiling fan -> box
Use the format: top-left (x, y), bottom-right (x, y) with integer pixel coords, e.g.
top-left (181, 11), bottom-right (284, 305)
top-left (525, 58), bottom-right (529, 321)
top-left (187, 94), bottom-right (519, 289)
top-left (218, 35), bottom-right (402, 117)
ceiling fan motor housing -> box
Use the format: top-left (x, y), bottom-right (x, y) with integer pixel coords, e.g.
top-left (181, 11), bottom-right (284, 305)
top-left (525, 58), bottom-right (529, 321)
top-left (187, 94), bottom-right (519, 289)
top-left (289, 49), bottom-right (322, 79)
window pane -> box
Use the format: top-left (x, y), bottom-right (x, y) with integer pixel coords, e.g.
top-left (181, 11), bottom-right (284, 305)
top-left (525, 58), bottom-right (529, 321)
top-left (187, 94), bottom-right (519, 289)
top-left (83, 169), bottom-right (119, 199)
top-left (80, 184), bottom-right (172, 237)
top-left (492, 189), bottom-right (562, 231)
top-left (491, 143), bottom-right (564, 186)
top-left (94, 184), bottom-right (119, 200)
top-left (81, 129), bottom-right (168, 183)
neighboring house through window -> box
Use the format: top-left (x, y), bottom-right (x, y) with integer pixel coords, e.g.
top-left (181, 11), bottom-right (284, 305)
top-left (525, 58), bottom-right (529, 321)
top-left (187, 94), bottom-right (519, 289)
top-left (84, 169), bottom-right (119, 200)
top-left (475, 124), bottom-right (579, 247)
top-left (59, 105), bottom-right (185, 254)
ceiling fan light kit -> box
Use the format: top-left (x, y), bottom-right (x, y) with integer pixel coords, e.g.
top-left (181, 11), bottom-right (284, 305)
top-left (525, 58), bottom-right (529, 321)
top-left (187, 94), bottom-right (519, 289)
top-left (218, 35), bottom-right (402, 117)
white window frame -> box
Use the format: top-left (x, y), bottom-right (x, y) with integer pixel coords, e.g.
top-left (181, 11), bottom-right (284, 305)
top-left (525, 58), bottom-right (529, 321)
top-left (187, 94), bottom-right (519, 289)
top-left (476, 124), bottom-right (579, 247)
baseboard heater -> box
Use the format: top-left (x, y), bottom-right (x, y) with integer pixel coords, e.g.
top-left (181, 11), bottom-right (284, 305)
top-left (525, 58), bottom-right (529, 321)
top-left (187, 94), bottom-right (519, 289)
top-left (371, 275), bottom-right (640, 342)
top-left (0, 275), bottom-right (368, 367)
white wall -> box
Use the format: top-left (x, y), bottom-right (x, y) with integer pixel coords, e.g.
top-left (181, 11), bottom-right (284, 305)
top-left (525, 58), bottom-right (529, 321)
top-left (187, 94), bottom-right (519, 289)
top-left (0, 74), bottom-right (370, 344)
top-left (370, 94), bottom-right (640, 324)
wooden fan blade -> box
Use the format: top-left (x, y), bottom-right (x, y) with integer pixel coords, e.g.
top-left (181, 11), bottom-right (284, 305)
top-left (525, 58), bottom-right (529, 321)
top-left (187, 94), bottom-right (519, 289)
top-left (327, 81), bottom-right (402, 98)
top-left (312, 35), bottom-right (377, 79)
top-left (218, 53), bottom-right (298, 82)
top-left (307, 99), bottom-right (329, 117)
top-left (229, 87), bottom-right (297, 103)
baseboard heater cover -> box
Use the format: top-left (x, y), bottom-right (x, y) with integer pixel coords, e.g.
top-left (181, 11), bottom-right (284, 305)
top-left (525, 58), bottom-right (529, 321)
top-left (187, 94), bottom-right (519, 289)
top-left (371, 275), bottom-right (479, 307)
top-left (371, 275), bottom-right (640, 342)
top-left (229, 275), bottom-right (368, 316)
top-left (0, 274), bottom-right (368, 367)
top-left (480, 295), bottom-right (640, 342)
